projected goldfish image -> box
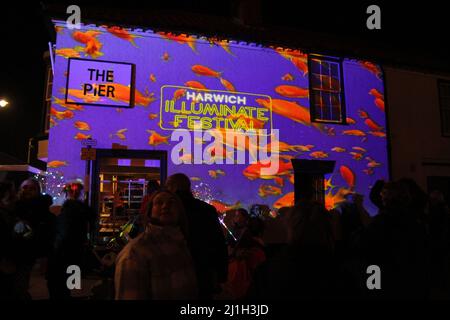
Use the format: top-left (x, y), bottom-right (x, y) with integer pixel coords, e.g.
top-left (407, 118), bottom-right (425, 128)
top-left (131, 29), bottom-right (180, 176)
top-left (147, 130), bottom-right (170, 146)
top-left (210, 200), bottom-right (241, 214)
top-left (258, 185), bottom-right (282, 198)
top-left (192, 65), bottom-right (222, 77)
top-left (220, 78), bottom-right (236, 92)
top-left (340, 165), bottom-right (355, 189)
top-left (72, 30), bottom-right (103, 58)
top-left (74, 133), bottom-right (92, 140)
top-left (158, 32), bottom-right (198, 53)
top-left (53, 97), bottom-right (84, 111)
top-left (331, 147), bottom-right (346, 153)
top-left (47, 160), bottom-right (68, 168)
top-left (48, 24), bottom-right (388, 215)
top-left (55, 47), bottom-right (83, 58)
top-left (275, 85), bottom-right (309, 98)
top-left (360, 61), bottom-right (382, 79)
top-left (273, 192), bottom-right (295, 209)
top-left (310, 151), bottom-right (329, 159)
top-left (281, 73), bottom-right (294, 81)
top-left (184, 81), bottom-right (207, 90)
top-left (74, 121), bottom-right (91, 131)
top-left (107, 26), bottom-right (141, 47)
top-left (208, 169), bottom-right (225, 179)
top-left (109, 129), bottom-right (127, 140)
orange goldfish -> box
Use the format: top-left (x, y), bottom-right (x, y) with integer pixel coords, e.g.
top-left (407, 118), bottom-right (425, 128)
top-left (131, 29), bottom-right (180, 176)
top-left (309, 151), bottom-right (329, 159)
top-left (50, 117), bottom-right (57, 127)
top-left (256, 98), bottom-right (325, 132)
top-left (363, 168), bottom-right (374, 175)
top-left (72, 30), bottom-right (103, 58)
top-left (192, 65), bottom-right (221, 78)
top-left (206, 146), bottom-right (235, 162)
top-left (47, 160), bottom-right (67, 168)
top-left (158, 32), bottom-right (197, 53)
top-left (55, 47), bottom-right (82, 58)
top-left (109, 129), bottom-right (127, 140)
top-left (190, 177), bottom-right (201, 181)
top-left (358, 109), bottom-right (369, 119)
top-left (340, 165), bottom-right (355, 188)
top-left (162, 52), bottom-right (170, 61)
top-left (297, 145), bottom-right (315, 152)
top-left (210, 200), bottom-right (240, 214)
top-left (62, 88), bottom-right (100, 103)
top-left (275, 85), bottom-right (309, 98)
top-left (208, 169), bottom-right (225, 179)
top-left (209, 37), bottom-right (235, 56)
top-left (274, 177), bottom-right (284, 187)
top-left (147, 130), bottom-right (169, 146)
top-left (107, 26), bottom-right (140, 47)
top-left (324, 177), bottom-right (335, 191)
top-left (149, 74), bottom-right (156, 82)
top-left (184, 81), bottom-right (207, 90)
top-left (282, 73), bottom-right (294, 81)
top-left (220, 78), bottom-right (236, 92)
top-left (243, 160), bottom-right (293, 181)
top-left (53, 97), bottom-right (84, 111)
top-left (148, 113), bottom-right (158, 120)
top-left (346, 117), bottom-right (356, 124)
top-left (365, 118), bottom-right (383, 131)
top-left (350, 152), bottom-right (364, 160)
top-left (331, 147), bottom-right (346, 153)
top-left (352, 147), bottom-right (367, 153)
top-left (325, 187), bottom-right (352, 210)
top-left (50, 107), bottom-right (74, 120)
top-left (74, 132), bottom-right (92, 140)
top-left (107, 83), bottom-right (155, 107)
top-left (275, 48), bottom-right (307, 60)
top-left (55, 26), bottom-right (63, 34)
top-left (368, 131), bottom-right (386, 138)
top-left (74, 121), bottom-right (90, 131)
top-left (342, 130), bottom-right (366, 137)
top-left (258, 185), bottom-right (282, 198)
top-left (290, 57), bottom-right (308, 76)
top-left (374, 98), bottom-right (385, 112)
top-left (226, 114), bottom-right (266, 130)
top-left (360, 61), bottom-right (382, 79)
top-left (369, 88), bottom-right (384, 100)
top-left (273, 192), bottom-right (295, 209)
top-left (366, 158), bottom-right (382, 168)
top-left (173, 89), bottom-right (186, 101)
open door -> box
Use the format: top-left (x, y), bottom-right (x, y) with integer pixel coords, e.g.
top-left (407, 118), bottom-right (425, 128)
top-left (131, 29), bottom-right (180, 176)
top-left (91, 149), bottom-right (167, 246)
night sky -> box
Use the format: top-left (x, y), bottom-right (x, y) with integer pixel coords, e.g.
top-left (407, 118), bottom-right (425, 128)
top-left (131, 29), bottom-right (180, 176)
top-left (1, 1), bottom-right (449, 163)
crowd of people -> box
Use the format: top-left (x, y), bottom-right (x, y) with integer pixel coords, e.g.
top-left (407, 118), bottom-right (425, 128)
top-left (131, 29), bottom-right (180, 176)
top-left (1, 174), bottom-right (450, 300)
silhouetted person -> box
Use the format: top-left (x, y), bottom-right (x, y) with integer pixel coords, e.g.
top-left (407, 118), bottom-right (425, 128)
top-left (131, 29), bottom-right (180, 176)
top-left (351, 181), bottom-right (428, 299)
top-left (115, 190), bottom-right (197, 299)
top-left (249, 199), bottom-right (338, 299)
top-left (13, 178), bottom-right (54, 300)
top-left (369, 179), bottom-right (385, 211)
top-left (166, 173), bottom-right (228, 300)
top-left (47, 181), bottom-right (94, 299)
top-left (0, 181), bottom-right (17, 299)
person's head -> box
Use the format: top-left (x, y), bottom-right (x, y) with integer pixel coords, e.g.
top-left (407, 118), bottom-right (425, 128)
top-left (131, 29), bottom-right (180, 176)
top-left (165, 173), bottom-right (191, 194)
top-left (19, 179), bottom-right (41, 200)
top-left (247, 216), bottom-right (265, 238)
top-left (146, 190), bottom-right (188, 236)
top-left (233, 208), bottom-right (249, 228)
top-left (146, 179), bottom-right (160, 195)
top-left (380, 181), bottom-right (410, 209)
top-left (398, 178), bottom-right (427, 210)
top-left (63, 181), bottom-right (84, 200)
top-left (286, 200), bottom-right (334, 251)
top-left (0, 180), bottom-right (16, 207)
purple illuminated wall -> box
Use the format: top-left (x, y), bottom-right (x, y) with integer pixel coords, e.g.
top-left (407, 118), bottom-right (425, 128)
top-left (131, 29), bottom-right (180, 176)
top-left (48, 22), bottom-right (388, 215)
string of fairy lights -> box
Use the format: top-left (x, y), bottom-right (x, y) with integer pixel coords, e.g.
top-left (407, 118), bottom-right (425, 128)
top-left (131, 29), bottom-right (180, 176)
top-left (33, 170), bottom-right (65, 201)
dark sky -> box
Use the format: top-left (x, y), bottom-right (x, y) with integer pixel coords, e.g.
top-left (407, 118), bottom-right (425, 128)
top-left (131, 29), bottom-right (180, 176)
top-left (1, 1), bottom-right (448, 162)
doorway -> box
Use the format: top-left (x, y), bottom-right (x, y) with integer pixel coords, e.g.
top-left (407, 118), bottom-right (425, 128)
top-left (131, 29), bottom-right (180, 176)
top-left (91, 149), bottom-right (167, 245)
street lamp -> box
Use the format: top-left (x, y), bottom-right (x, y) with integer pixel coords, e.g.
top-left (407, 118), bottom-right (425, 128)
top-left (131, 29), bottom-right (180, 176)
top-left (0, 99), bottom-right (9, 108)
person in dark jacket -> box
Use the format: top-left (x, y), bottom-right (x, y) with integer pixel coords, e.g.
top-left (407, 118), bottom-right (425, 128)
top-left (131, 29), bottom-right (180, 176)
top-left (47, 181), bottom-right (94, 299)
top-left (165, 173), bottom-right (228, 300)
top-left (12, 178), bottom-right (55, 300)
